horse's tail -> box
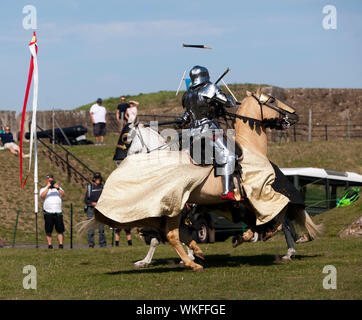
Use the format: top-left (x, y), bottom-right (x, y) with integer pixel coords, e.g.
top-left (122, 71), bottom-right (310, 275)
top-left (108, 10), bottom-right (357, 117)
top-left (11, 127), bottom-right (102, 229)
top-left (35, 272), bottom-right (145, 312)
top-left (293, 207), bottom-right (324, 240)
top-left (77, 217), bottom-right (104, 237)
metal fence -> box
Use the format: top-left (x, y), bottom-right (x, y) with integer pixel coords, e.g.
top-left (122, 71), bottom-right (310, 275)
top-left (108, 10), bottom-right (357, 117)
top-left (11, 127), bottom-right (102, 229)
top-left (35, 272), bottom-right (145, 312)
top-left (132, 114), bottom-right (362, 143)
top-left (268, 122), bottom-right (362, 144)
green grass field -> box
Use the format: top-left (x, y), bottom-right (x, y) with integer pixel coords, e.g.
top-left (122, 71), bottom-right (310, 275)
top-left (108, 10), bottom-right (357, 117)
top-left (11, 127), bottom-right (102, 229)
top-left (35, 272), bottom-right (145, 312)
top-left (0, 237), bottom-right (360, 299)
top-left (0, 190), bottom-right (361, 300)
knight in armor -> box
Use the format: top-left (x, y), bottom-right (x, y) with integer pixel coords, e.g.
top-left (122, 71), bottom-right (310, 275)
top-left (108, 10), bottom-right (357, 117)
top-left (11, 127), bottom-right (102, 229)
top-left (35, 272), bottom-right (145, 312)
top-left (176, 66), bottom-right (238, 201)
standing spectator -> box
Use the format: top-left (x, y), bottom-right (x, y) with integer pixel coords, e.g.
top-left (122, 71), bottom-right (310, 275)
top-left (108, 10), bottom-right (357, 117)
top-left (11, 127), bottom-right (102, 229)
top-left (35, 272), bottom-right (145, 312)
top-left (114, 228), bottom-right (132, 246)
top-left (116, 96), bottom-right (130, 131)
top-left (125, 100), bottom-right (138, 124)
top-left (84, 172), bottom-right (107, 248)
top-left (0, 126), bottom-right (29, 157)
top-left (39, 174), bottom-right (65, 249)
top-left (90, 98), bottom-right (107, 145)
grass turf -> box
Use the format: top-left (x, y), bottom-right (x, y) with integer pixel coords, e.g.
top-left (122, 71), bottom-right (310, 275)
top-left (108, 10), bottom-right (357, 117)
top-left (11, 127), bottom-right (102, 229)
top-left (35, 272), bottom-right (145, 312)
top-left (0, 200), bottom-right (361, 300)
top-left (0, 237), bottom-right (360, 300)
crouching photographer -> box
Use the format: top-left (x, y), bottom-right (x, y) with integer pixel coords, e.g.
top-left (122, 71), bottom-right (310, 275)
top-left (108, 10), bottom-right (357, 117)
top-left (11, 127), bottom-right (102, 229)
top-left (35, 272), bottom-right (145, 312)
top-left (84, 172), bottom-right (107, 248)
top-left (40, 174), bottom-right (65, 249)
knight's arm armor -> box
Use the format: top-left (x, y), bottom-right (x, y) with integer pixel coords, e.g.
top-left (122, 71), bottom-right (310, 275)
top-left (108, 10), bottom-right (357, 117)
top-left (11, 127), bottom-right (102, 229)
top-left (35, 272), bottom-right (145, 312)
top-left (175, 112), bottom-right (190, 127)
top-left (175, 93), bottom-right (192, 126)
top-left (201, 83), bottom-right (236, 108)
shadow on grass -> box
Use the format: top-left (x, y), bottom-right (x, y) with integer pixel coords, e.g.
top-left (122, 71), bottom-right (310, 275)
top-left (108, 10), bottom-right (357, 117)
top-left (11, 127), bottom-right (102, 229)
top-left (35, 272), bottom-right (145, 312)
top-left (105, 253), bottom-right (322, 275)
top-left (191, 253), bottom-right (321, 268)
top-left (106, 262), bottom-right (186, 275)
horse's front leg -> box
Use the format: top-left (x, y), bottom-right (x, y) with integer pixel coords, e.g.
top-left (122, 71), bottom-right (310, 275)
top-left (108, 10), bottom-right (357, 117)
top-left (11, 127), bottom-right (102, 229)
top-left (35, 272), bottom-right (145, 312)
top-left (281, 221), bottom-right (296, 262)
top-left (165, 216), bottom-right (203, 271)
top-left (134, 237), bottom-right (160, 268)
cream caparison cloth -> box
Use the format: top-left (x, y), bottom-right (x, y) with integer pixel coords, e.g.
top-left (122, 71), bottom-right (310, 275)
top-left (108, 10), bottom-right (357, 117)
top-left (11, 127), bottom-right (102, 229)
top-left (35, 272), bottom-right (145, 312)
top-left (240, 146), bottom-right (289, 225)
top-left (96, 148), bottom-right (289, 225)
top-left (96, 150), bottom-right (213, 224)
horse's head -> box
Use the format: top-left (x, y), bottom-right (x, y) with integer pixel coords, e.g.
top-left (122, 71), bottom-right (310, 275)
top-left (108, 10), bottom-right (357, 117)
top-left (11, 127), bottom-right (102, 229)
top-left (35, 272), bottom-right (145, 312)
top-left (113, 124), bottom-right (137, 165)
top-left (241, 89), bottom-right (299, 130)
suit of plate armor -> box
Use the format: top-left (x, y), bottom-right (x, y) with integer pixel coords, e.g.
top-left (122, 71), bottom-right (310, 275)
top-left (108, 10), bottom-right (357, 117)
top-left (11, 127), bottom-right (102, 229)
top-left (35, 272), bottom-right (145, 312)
top-left (177, 66), bottom-right (237, 200)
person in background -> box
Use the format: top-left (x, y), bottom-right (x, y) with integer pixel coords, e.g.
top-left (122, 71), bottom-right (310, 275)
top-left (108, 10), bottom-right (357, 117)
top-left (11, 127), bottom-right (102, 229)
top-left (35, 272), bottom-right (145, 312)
top-left (125, 100), bottom-right (138, 124)
top-left (39, 174), bottom-right (65, 249)
top-left (116, 96), bottom-right (130, 131)
top-left (84, 172), bottom-right (107, 248)
top-left (90, 98), bottom-right (107, 145)
top-left (0, 126), bottom-right (29, 157)
top-left (114, 228), bottom-right (132, 246)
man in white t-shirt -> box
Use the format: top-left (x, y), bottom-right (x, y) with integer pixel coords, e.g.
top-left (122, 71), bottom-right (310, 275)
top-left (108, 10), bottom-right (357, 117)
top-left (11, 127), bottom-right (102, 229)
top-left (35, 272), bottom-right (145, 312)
top-left (39, 174), bottom-right (65, 249)
top-left (90, 98), bottom-right (107, 145)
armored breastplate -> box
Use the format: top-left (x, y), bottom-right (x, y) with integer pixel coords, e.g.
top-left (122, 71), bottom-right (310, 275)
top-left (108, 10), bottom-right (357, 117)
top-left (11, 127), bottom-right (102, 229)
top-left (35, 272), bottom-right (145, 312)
top-left (182, 84), bottom-right (214, 122)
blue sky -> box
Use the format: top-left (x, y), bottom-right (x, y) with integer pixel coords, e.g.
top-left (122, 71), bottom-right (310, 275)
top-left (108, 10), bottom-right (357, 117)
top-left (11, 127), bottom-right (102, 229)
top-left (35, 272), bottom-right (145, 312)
top-left (0, 0), bottom-right (361, 111)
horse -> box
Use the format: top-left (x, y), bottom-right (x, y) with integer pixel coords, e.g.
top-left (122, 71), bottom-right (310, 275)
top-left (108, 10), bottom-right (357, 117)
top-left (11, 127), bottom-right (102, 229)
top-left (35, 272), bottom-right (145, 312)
top-left (82, 89), bottom-right (322, 271)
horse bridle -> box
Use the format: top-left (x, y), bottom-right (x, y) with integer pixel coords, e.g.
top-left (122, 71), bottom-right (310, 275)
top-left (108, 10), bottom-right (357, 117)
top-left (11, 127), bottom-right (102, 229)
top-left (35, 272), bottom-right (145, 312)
top-left (222, 93), bottom-right (298, 130)
top-left (250, 93), bottom-right (297, 130)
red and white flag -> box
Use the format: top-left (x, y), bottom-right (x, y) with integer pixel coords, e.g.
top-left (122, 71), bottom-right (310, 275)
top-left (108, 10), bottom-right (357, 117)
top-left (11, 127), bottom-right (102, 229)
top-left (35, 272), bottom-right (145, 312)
top-left (19, 32), bottom-right (38, 188)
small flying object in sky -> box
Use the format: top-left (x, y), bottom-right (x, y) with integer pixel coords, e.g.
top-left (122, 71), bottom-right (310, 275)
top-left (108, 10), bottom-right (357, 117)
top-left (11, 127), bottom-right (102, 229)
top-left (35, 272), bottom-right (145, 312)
top-left (182, 43), bottom-right (212, 49)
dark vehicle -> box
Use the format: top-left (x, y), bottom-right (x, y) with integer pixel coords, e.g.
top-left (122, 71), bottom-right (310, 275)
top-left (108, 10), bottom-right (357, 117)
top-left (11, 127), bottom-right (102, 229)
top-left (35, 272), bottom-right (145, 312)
top-left (188, 205), bottom-right (258, 244)
top-left (25, 125), bottom-right (92, 145)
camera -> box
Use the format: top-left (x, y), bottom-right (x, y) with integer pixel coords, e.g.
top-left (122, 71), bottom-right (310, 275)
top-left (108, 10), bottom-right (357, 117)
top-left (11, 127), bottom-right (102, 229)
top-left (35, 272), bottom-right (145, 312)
top-left (50, 180), bottom-right (57, 188)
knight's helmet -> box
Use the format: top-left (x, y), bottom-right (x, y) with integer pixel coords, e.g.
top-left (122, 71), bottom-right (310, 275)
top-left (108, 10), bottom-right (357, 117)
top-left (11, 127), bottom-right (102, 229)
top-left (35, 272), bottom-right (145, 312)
top-left (189, 65), bottom-right (210, 88)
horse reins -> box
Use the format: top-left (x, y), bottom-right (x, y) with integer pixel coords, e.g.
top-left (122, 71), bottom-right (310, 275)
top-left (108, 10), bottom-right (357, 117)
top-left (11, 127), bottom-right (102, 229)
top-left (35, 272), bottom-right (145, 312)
top-left (222, 94), bottom-right (294, 130)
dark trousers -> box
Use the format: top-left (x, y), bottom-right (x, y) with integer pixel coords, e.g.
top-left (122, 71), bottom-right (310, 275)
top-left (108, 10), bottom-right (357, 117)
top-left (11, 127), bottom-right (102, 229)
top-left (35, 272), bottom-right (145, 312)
top-left (43, 212), bottom-right (65, 236)
top-left (87, 207), bottom-right (107, 247)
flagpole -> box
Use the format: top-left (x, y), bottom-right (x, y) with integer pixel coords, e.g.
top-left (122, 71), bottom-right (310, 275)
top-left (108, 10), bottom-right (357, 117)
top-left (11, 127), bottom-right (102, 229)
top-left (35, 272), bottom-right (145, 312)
top-left (34, 122), bottom-right (39, 248)
top-left (33, 43), bottom-right (39, 249)
top-left (29, 32), bottom-right (39, 248)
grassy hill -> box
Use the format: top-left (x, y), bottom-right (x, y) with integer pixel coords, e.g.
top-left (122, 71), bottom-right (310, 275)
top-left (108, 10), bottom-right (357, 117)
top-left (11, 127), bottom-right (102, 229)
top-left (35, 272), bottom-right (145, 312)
top-left (75, 83), bottom-right (269, 114)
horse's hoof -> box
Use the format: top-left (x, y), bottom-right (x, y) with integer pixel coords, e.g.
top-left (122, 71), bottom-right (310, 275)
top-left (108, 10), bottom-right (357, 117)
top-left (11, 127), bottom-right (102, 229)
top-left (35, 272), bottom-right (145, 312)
top-left (296, 234), bottom-right (312, 244)
top-left (134, 262), bottom-right (149, 268)
top-left (191, 264), bottom-right (204, 272)
top-left (280, 255), bottom-right (294, 263)
top-left (280, 258), bottom-right (291, 263)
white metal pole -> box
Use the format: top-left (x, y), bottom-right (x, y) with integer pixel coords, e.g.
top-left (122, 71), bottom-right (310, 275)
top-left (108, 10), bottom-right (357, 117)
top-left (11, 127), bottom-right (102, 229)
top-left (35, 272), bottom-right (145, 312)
top-left (221, 79), bottom-right (239, 103)
top-left (29, 35), bottom-right (39, 248)
top-left (34, 124), bottom-right (38, 212)
top-left (176, 70), bottom-right (187, 96)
